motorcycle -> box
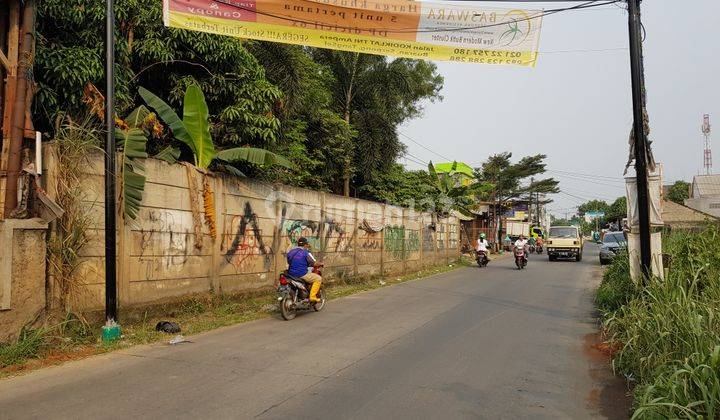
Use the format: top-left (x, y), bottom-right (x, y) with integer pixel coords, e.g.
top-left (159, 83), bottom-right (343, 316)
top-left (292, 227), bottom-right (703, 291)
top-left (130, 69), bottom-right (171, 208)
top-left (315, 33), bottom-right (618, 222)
top-left (514, 246), bottom-right (527, 270)
top-left (277, 264), bottom-right (326, 321)
top-left (475, 250), bottom-right (489, 268)
top-left (536, 244), bottom-right (544, 254)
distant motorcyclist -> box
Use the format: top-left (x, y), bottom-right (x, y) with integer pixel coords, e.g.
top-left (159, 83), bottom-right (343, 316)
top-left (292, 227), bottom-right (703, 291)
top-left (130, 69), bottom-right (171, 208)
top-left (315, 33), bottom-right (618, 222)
top-left (476, 233), bottom-right (490, 266)
top-left (514, 235), bottom-right (529, 262)
top-left (287, 237), bottom-right (322, 303)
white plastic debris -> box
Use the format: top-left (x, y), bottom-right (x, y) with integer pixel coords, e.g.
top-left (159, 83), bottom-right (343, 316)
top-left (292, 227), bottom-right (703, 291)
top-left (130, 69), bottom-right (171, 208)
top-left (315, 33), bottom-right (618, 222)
top-left (168, 335), bottom-right (192, 345)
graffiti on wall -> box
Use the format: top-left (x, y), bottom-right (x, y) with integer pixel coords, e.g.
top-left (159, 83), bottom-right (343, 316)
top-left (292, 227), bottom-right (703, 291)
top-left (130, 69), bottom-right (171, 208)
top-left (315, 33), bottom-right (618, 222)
top-left (225, 202), bottom-right (272, 271)
top-left (282, 216), bottom-right (354, 253)
top-left (384, 225), bottom-right (420, 260)
top-left (138, 210), bottom-right (191, 280)
top-left (422, 224), bottom-right (436, 252)
top-left (283, 219), bottom-right (321, 251)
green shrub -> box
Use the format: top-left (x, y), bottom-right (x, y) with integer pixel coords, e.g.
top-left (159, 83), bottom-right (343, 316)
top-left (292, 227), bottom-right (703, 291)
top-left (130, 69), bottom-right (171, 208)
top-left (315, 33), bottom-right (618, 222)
top-left (600, 223), bottom-right (720, 418)
top-left (596, 249), bottom-right (637, 312)
top-left (0, 327), bottom-right (53, 367)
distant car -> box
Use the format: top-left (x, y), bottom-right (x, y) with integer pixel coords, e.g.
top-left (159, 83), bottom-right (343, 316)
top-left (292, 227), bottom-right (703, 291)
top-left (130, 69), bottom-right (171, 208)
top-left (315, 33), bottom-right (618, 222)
top-left (599, 231), bottom-right (627, 265)
top-left (547, 226), bottom-right (583, 262)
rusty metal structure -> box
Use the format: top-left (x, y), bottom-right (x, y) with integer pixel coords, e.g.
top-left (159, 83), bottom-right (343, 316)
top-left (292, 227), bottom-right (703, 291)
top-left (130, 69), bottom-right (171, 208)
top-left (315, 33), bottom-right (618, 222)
top-left (0, 0), bottom-right (37, 219)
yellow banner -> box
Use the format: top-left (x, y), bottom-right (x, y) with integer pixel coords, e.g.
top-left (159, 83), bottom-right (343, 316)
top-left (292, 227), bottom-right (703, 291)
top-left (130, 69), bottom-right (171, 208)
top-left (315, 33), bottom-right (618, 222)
top-left (164, 0), bottom-right (543, 66)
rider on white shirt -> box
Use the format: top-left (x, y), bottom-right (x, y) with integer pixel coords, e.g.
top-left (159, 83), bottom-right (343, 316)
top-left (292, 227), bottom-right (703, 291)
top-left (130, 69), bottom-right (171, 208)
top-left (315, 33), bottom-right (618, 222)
top-left (476, 237), bottom-right (489, 252)
top-left (514, 236), bottom-right (529, 260)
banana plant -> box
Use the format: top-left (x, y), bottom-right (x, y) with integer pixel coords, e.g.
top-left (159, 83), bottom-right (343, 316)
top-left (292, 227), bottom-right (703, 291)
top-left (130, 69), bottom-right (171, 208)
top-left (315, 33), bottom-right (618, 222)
top-left (428, 161), bottom-right (492, 218)
top-left (115, 105), bottom-right (155, 221)
top-left (138, 84), bottom-right (293, 172)
top-left (139, 83), bottom-right (293, 243)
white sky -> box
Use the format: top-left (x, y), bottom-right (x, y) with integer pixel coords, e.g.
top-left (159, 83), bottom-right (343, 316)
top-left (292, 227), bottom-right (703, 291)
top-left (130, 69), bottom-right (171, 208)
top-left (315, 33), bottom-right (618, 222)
top-left (399, 0), bottom-right (720, 216)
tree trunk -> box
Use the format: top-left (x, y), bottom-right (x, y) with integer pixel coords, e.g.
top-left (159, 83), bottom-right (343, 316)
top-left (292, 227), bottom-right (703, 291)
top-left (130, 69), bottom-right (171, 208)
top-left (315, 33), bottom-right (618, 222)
top-left (0, 4), bottom-right (7, 131)
top-left (4, 0), bottom-right (35, 216)
top-left (342, 53), bottom-right (359, 197)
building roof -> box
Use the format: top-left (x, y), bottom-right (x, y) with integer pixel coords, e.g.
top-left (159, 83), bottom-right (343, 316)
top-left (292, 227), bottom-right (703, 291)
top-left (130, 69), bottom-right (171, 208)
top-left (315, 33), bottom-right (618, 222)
top-left (433, 162), bottom-right (474, 178)
top-left (662, 199), bottom-right (718, 228)
top-left (692, 174), bottom-right (720, 197)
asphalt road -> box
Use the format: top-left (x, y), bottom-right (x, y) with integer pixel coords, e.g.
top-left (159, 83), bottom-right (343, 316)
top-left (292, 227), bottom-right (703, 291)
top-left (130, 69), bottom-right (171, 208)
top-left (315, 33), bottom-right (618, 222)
top-left (0, 244), bottom-right (629, 419)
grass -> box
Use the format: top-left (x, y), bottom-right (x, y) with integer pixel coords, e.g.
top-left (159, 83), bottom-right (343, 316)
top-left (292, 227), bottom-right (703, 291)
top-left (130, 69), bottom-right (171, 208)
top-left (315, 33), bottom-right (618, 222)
top-left (596, 224), bottom-right (720, 418)
top-left (0, 259), bottom-right (470, 379)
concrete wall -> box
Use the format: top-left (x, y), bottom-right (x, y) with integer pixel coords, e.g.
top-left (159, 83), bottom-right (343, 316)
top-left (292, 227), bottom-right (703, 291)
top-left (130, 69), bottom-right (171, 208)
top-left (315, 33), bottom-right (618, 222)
top-left (0, 219), bottom-right (48, 343)
top-left (56, 155), bottom-right (460, 311)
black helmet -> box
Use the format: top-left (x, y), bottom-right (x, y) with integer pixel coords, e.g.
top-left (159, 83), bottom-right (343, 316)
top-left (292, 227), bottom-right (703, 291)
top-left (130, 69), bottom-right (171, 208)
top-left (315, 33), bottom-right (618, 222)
top-left (297, 237), bottom-right (309, 246)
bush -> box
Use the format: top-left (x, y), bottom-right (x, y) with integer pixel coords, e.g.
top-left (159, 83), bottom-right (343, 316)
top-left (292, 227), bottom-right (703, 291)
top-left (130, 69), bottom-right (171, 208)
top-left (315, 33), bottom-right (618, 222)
top-left (600, 223), bottom-right (720, 418)
top-left (595, 249), bottom-right (637, 312)
top-left (0, 327), bottom-right (53, 368)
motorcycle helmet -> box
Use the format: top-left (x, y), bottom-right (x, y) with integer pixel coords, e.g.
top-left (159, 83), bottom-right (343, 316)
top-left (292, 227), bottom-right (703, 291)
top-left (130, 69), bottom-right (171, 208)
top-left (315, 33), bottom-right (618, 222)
top-left (480, 233), bottom-right (486, 239)
top-left (297, 237), bottom-right (309, 247)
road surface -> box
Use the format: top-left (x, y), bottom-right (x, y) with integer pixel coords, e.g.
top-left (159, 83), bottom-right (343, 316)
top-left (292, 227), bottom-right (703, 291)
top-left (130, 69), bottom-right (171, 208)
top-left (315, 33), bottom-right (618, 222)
top-left (0, 245), bottom-right (629, 419)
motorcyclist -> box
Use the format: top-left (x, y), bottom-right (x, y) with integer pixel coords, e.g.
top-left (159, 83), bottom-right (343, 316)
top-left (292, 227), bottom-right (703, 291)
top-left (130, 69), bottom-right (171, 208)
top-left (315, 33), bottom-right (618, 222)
top-left (287, 237), bottom-right (322, 303)
top-left (476, 233), bottom-right (489, 263)
top-left (535, 235), bottom-right (544, 250)
top-left (514, 235), bottom-right (529, 262)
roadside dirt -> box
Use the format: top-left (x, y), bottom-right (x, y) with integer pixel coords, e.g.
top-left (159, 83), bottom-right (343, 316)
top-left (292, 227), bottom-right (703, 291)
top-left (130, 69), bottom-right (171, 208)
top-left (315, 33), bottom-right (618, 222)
top-left (583, 331), bottom-right (633, 419)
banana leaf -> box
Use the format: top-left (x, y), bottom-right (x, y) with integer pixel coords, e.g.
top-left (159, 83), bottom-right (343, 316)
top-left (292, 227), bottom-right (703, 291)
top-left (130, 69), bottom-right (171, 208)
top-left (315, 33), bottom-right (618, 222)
top-left (215, 147), bottom-right (294, 169)
top-left (182, 84), bottom-right (216, 169)
top-left (155, 146), bottom-right (181, 164)
top-left (139, 87), bottom-right (196, 158)
top-left (116, 128), bottom-right (148, 220)
top-left (125, 105), bottom-right (151, 129)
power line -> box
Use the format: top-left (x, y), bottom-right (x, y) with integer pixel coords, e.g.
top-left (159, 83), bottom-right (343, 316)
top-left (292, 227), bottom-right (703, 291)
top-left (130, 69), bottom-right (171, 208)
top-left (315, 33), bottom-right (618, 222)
top-left (399, 132), bottom-right (454, 163)
top-left (546, 169), bottom-right (624, 181)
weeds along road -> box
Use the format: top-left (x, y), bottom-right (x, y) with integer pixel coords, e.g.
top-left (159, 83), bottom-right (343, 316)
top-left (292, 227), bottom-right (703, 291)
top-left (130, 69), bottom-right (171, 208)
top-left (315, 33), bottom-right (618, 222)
top-left (0, 244), bottom-right (629, 419)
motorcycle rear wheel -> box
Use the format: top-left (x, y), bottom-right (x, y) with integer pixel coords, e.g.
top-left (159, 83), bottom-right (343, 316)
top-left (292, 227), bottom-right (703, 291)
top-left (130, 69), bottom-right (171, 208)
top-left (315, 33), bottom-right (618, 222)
top-left (280, 296), bottom-right (296, 320)
top-left (313, 289), bottom-right (326, 312)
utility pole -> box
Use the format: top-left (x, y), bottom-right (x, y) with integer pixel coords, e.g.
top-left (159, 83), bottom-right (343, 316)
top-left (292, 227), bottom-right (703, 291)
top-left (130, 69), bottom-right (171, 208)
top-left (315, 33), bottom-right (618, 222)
top-left (627, 0), bottom-right (652, 275)
top-left (104, 0), bottom-right (118, 323)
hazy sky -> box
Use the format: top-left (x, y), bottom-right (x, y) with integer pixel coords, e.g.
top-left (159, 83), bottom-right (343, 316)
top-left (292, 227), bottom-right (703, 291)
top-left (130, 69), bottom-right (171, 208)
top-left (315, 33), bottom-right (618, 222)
top-left (399, 0), bottom-right (720, 216)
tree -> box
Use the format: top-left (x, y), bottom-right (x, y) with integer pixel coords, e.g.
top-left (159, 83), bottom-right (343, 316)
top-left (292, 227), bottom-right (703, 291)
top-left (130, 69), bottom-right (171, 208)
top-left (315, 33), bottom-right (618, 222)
top-left (312, 51), bottom-right (443, 195)
top-left (359, 164), bottom-right (435, 208)
top-left (427, 162), bottom-right (493, 217)
top-left (606, 196), bottom-right (628, 225)
top-left (667, 180), bottom-right (690, 204)
top-left (36, 0), bottom-right (280, 146)
top-left (578, 200), bottom-right (609, 215)
top-left (476, 153), bottom-right (559, 244)
top-left (140, 84), bottom-right (292, 243)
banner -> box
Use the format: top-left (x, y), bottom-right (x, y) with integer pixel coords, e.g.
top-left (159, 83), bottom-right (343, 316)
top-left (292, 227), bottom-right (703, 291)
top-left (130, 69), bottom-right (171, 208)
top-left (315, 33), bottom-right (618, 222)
top-left (164, 0), bottom-right (543, 66)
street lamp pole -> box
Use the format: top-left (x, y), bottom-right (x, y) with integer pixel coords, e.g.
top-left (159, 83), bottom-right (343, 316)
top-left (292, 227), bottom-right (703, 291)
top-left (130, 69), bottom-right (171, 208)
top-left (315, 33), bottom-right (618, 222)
top-left (627, 0), bottom-right (652, 276)
top-left (104, 0), bottom-right (118, 323)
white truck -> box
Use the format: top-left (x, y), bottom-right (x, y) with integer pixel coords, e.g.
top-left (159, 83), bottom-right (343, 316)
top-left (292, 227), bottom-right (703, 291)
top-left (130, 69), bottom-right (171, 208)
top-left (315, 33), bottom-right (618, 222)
top-left (504, 221), bottom-right (531, 239)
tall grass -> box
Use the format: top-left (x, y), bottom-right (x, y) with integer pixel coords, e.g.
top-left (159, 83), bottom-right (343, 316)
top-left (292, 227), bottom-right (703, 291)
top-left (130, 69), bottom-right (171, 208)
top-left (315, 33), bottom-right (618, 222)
top-left (598, 224), bottom-right (720, 418)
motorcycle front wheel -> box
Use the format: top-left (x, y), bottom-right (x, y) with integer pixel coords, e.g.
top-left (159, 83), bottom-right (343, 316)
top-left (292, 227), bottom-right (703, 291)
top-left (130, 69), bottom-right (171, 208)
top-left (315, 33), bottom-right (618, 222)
top-left (313, 289), bottom-right (326, 312)
top-left (280, 296), bottom-right (296, 320)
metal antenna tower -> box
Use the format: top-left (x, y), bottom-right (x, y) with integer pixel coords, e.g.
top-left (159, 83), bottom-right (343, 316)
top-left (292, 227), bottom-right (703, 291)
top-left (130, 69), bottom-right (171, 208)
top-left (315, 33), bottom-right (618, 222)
top-left (703, 114), bottom-right (712, 174)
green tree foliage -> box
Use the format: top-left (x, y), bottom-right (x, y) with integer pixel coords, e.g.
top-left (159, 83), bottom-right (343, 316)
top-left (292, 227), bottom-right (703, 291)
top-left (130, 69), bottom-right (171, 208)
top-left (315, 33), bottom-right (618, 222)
top-left (359, 164), bottom-right (435, 207)
top-left (578, 200), bottom-right (609, 215)
top-left (666, 180), bottom-right (690, 204)
top-left (35, 4), bottom-right (443, 196)
top-left (606, 196), bottom-right (628, 223)
top-left (311, 51), bottom-right (443, 190)
top-left (476, 152), bottom-right (559, 205)
top-left (36, 0), bottom-right (280, 148)
top-left (427, 161), bottom-right (493, 217)
top-left (140, 85), bottom-right (292, 172)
